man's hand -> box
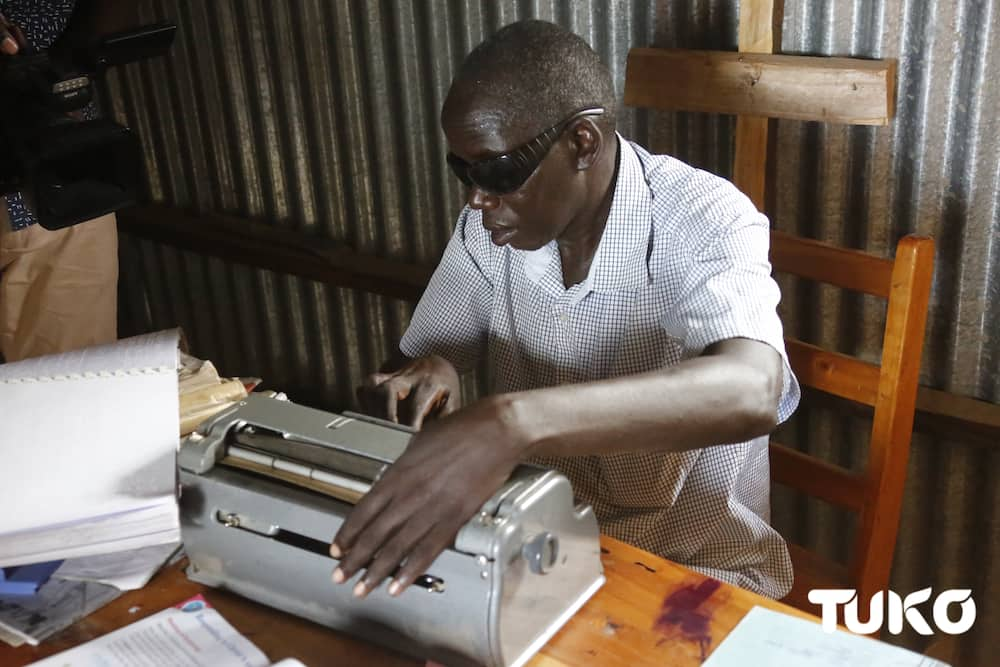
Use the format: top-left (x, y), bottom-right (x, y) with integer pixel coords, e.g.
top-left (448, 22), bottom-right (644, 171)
top-left (0, 12), bottom-right (27, 55)
top-left (357, 355), bottom-right (461, 428)
top-left (329, 395), bottom-right (526, 598)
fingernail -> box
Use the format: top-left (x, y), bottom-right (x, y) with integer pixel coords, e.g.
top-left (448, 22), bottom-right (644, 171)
top-left (330, 544), bottom-right (342, 558)
top-left (1, 37), bottom-right (17, 54)
top-left (332, 568), bottom-right (345, 584)
top-left (388, 580), bottom-right (401, 596)
top-left (353, 581), bottom-right (367, 598)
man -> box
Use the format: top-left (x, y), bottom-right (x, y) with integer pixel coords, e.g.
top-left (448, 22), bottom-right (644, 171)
top-left (332, 20), bottom-right (800, 601)
top-left (0, 0), bottom-right (134, 362)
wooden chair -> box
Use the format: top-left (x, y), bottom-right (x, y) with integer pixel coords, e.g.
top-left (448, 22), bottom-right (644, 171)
top-left (768, 231), bottom-right (934, 613)
top-left (622, 0), bottom-right (935, 615)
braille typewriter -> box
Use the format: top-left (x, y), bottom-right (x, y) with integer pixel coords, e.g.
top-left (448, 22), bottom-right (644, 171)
top-left (178, 393), bottom-right (604, 667)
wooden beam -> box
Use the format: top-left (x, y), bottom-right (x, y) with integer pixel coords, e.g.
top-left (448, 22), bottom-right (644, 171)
top-left (734, 116), bottom-right (769, 210)
top-left (770, 230), bottom-right (894, 297)
top-left (770, 442), bottom-right (867, 511)
top-left (786, 338), bottom-right (881, 406)
top-left (734, 0), bottom-right (782, 209)
top-left (624, 48), bottom-right (896, 125)
top-left (117, 206), bottom-right (1000, 450)
top-left (915, 386), bottom-right (1000, 449)
top-left (793, 385), bottom-right (1000, 452)
top-left (116, 205), bottom-right (433, 302)
top-left (737, 0), bottom-right (782, 53)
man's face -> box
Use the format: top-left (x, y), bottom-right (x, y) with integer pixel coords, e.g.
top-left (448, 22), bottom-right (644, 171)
top-left (441, 103), bottom-right (583, 251)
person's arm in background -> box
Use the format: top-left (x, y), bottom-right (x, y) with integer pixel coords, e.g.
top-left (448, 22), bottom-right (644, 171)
top-left (1, 2), bottom-right (140, 60)
top-left (52, 0), bottom-right (140, 52)
top-left (0, 10), bottom-right (27, 54)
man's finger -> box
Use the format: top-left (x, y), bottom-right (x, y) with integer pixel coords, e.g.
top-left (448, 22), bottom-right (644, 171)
top-left (389, 523), bottom-right (457, 596)
top-left (381, 376), bottom-right (414, 423)
top-left (334, 494), bottom-right (412, 586)
top-left (408, 385), bottom-right (449, 430)
top-left (358, 372), bottom-right (408, 422)
top-left (363, 371), bottom-right (395, 388)
top-left (329, 483), bottom-right (394, 566)
top-left (355, 518), bottom-right (437, 598)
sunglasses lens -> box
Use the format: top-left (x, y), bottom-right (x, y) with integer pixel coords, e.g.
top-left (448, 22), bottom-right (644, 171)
top-left (470, 155), bottom-right (531, 195)
top-left (446, 153), bottom-right (474, 187)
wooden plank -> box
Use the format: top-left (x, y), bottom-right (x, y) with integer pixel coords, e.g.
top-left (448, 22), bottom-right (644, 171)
top-left (734, 116), bottom-right (770, 209)
top-left (785, 337), bottom-right (881, 406)
top-left (119, 208), bottom-right (1000, 451)
top-left (117, 205), bottom-right (434, 302)
top-left (733, 0), bottom-right (781, 209)
top-left (624, 48), bottom-right (895, 125)
top-left (770, 230), bottom-right (893, 297)
top-left (853, 235), bottom-right (935, 601)
top-left (770, 442), bottom-right (867, 511)
top-left (789, 384), bottom-right (999, 451)
top-left (914, 386), bottom-right (1000, 448)
top-left (737, 0), bottom-right (782, 53)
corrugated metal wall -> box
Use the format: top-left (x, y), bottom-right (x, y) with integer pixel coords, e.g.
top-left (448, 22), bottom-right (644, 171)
top-left (109, 1), bottom-right (997, 663)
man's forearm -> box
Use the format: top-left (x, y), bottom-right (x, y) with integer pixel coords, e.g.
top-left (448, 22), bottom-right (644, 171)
top-left (500, 339), bottom-right (784, 458)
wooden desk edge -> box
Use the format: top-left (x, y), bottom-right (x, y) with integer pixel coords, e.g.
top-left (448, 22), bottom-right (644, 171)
top-left (1, 536), bottom-right (819, 667)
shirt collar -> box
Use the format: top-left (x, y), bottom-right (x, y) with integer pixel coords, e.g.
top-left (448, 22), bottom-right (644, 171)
top-left (587, 135), bottom-right (652, 292)
top-left (519, 134), bottom-right (652, 294)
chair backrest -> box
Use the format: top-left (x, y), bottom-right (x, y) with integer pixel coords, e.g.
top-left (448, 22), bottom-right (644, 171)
top-left (768, 231), bottom-right (934, 605)
top-left (622, 13), bottom-right (934, 606)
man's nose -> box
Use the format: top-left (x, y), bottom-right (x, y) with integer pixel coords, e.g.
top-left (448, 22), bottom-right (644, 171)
top-left (467, 187), bottom-right (500, 211)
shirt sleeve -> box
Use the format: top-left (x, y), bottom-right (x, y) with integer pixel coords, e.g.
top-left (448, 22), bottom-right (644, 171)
top-left (667, 207), bottom-right (800, 424)
top-left (399, 208), bottom-right (494, 373)
top-left (3, 1), bottom-right (77, 49)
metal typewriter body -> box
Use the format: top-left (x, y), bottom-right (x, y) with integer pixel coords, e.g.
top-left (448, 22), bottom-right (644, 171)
top-left (178, 394), bottom-right (604, 667)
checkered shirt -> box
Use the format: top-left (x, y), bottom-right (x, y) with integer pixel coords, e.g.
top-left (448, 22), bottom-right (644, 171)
top-left (400, 136), bottom-right (800, 598)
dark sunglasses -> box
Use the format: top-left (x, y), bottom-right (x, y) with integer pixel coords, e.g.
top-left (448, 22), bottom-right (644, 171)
top-left (446, 106), bottom-right (606, 195)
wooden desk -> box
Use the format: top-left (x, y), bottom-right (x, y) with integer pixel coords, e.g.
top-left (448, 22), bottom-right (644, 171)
top-left (2, 537), bottom-right (816, 666)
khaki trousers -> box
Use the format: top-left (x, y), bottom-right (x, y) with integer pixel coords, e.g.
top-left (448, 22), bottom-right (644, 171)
top-left (0, 205), bottom-right (118, 363)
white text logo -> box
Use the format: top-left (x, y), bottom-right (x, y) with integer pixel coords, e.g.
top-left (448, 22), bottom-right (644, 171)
top-left (807, 588), bottom-right (976, 635)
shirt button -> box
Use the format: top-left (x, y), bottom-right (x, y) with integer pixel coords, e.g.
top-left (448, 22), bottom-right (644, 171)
top-left (558, 312), bottom-right (569, 322)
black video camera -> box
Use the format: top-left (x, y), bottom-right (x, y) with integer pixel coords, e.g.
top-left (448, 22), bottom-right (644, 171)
top-left (0, 22), bottom-right (176, 229)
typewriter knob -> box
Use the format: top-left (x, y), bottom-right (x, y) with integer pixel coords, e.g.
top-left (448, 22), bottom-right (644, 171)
top-left (522, 532), bottom-right (559, 575)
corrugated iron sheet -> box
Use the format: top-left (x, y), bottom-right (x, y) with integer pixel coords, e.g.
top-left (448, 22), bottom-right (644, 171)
top-left (110, 1), bottom-right (997, 662)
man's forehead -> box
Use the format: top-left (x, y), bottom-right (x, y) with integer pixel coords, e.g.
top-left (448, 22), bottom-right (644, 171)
top-left (442, 99), bottom-right (536, 156)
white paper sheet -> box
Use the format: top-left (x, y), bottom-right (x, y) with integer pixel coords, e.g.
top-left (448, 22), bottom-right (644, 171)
top-left (28, 596), bottom-right (271, 667)
top-left (704, 606), bottom-right (950, 667)
top-left (0, 330), bottom-right (181, 567)
top-left (54, 542), bottom-right (181, 591)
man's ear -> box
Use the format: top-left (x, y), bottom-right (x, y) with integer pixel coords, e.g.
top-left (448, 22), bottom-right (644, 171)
top-left (570, 120), bottom-right (603, 170)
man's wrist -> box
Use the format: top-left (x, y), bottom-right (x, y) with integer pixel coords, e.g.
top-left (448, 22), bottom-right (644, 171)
top-left (485, 391), bottom-right (544, 460)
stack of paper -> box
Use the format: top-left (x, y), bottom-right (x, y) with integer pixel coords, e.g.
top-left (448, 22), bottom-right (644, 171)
top-left (0, 330), bottom-right (181, 568)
